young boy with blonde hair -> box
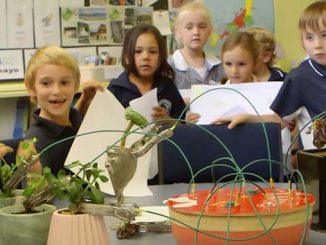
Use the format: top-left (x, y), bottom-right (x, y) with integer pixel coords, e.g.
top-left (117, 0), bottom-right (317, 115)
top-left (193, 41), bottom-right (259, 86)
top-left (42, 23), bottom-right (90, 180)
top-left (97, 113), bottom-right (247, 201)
top-left (247, 27), bottom-right (287, 81)
top-left (24, 46), bottom-right (103, 174)
top-left (214, 1), bottom-right (326, 153)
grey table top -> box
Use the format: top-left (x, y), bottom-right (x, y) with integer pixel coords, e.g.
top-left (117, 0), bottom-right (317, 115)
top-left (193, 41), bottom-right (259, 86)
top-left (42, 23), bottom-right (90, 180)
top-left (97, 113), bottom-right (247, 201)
top-left (94, 183), bottom-right (325, 245)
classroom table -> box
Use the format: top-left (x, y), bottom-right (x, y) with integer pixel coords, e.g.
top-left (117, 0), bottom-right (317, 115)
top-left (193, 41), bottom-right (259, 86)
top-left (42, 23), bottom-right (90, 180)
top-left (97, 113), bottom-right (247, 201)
top-left (90, 183), bottom-right (325, 245)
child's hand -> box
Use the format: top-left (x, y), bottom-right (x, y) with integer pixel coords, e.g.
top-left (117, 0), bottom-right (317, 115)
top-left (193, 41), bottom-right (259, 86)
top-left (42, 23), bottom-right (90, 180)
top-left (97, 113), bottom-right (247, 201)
top-left (81, 80), bottom-right (104, 101)
top-left (211, 114), bottom-right (253, 129)
top-left (186, 112), bottom-right (200, 124)
top-left (152, 106), bottom-right (171, 124)
top-left (16, 140), bottom-right (42, 174)
top-left (0, 143), bottom-right (13, 158)
top-left (76, 80), bottom-right (104, 116)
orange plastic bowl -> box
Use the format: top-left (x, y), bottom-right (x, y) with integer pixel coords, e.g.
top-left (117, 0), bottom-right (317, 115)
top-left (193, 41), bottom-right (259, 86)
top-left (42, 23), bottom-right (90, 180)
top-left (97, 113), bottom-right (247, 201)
top-left (167, 188), bottom-right (315, 245)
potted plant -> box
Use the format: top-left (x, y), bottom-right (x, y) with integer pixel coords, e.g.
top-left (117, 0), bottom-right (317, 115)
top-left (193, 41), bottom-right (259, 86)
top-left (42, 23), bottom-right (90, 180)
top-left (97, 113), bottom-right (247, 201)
top-left (0, 139), bottom-right (56, 245)
top-left (40, 161), bottom-right (111, 245)
top-left (0, 200), bottom-right (56, 245)
top-left (0, 139), bottom-right (38, 208)
top-left (0, 157), bottom-right (111, 245)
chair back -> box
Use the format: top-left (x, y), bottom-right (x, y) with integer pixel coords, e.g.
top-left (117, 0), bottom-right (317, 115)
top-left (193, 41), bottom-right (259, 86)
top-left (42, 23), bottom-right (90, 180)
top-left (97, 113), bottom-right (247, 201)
top-left (158, 123), bottom-right (283, 184)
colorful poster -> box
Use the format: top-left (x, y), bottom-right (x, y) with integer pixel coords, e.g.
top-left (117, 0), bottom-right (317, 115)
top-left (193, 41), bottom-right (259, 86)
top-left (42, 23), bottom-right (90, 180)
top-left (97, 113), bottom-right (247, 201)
top-left (61, 7), bottom-right (109, 46)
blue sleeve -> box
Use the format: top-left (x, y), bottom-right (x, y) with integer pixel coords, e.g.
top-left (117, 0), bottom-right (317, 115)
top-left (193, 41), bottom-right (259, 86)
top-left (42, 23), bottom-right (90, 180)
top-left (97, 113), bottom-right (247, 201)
top-left (270, 73), bottom-right (302, 117)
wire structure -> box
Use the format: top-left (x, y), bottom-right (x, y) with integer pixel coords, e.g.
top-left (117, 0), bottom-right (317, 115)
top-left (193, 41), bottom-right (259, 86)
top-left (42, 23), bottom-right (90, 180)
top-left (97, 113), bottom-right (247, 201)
top-left (32, 87), bottom-right (317, 245)
top-left (145, 87), bottom-right (315, 245)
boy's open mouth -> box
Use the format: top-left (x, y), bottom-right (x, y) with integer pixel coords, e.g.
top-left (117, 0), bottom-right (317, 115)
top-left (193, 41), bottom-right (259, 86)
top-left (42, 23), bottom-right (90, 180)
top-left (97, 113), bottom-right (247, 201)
top-left (49, 99), bottom-right (66, 104)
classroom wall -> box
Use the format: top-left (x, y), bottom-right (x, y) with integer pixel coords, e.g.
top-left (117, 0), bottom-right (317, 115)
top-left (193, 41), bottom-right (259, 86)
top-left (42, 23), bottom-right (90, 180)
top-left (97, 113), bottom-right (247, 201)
top-left (274, 0), bottom-right (316, 72)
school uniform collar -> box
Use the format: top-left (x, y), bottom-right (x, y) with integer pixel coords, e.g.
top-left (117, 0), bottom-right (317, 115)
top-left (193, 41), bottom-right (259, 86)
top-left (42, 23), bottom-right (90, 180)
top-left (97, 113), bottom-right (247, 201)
top-left (269, 67), bottom-right (285, 79)
top-left (172, 49), bottom-right (221, 71)
top-left (32, 107), bottom-right (81, 138)
top-left (308, 58), bottom-right (326, 77)
top-left (110, 71), bottom-right (140, 92)
top-left (111, 71), bottom-right (170, 95)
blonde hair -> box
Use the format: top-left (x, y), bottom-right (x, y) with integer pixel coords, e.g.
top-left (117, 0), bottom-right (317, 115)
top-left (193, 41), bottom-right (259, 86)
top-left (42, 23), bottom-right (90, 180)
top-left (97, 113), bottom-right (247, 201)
top-left (298, 1), bottom-right (326, 33)
top-left (221, 32), bottom-right (260, 62)
top-left (175, 1), bottom-right (212, 27)
top-left (25, 46), bottom-right (80, 103)
top-left (247, 27), bottom-right (276, 66)
top-left (174, 1), bottom-right (212, 45)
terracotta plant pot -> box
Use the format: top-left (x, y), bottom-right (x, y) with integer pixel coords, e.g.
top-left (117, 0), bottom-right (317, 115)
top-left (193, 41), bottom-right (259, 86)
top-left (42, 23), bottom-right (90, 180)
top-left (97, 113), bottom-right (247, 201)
top-left (0, 204), bottom-right (56, 245)
top-left (47, 208), bottom-right (109, 245)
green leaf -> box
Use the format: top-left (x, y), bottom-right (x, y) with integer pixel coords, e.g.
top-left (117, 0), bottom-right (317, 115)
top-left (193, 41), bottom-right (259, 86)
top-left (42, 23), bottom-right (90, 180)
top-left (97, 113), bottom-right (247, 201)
top-left (15, 155), bottom-right (23, 165)
top-left (57, 169), bottom-right (67, 180)
top-left (21, 141), bottom-right (30, 150)
top-left (85, 169), bottom-right (91, 181)
top-left (99, 175), bottom-right (109, 182)
top-left (90, 168), bottom-right (100, 178)
top-left (43, 167), bottom-right (52, 174)
top-left (1, 164), bottom-right (11, 182)
top-left (22, 186), bottom-right (34, 197)
top-left (44, 171), bottom-right (58, 184)
top-left (90, 188), bottom-right (104, 204)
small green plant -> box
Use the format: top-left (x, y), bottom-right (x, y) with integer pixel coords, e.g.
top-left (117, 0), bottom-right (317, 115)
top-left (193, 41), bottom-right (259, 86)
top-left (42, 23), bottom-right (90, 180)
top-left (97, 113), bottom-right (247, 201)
top-left (0, 139), bottom-right (37, 198)
top-left (23, 161), bottom-right (109, 214)
top-left (0, 156), bottom-right (17, 198)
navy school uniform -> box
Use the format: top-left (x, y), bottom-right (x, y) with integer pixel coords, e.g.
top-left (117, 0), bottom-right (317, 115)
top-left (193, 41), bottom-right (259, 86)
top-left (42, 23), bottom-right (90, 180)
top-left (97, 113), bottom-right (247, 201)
top-left (107, 71), bottom-right (186, 120)
top-left (25, 107), bottom-right (82, 175)
top-left (269, 67), bottom-right (288, 81)
top-left (270, 58), bottom-right (326, 149)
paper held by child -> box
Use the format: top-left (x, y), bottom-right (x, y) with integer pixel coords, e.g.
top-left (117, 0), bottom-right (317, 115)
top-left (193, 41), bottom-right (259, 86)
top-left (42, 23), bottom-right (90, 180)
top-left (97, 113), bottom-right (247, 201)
top-left (65, 89), bottom-right (159, 197)
top-left (189, 82), bottom-right (283, 125)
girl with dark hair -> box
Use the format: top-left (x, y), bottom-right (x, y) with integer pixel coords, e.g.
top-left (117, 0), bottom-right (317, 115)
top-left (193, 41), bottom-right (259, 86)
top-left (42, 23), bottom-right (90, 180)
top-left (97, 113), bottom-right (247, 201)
top-left (107, 24), bottom-right (186, 123)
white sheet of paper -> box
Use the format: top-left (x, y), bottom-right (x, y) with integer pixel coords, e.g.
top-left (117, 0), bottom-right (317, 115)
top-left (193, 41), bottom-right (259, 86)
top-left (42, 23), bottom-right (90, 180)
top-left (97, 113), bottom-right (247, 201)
top-left (59, 0), bottom-right (84, 7)
top-left (152, 10), bottom-right (171, 36)
top-left (130, 88), bottom-right (159, 178)
top-left (178, 89), bottom-right (191, 100)
top-left (135, 206), bottom-right (169, 223)
top-left (189, 83), bottom-right (283, 124)
top-left (142, 0), bottom-right (158, 6)
top-left (220, 105), bottom-right (248, 117)
top-left (34, 0), bottom-right (61, 47)
top-left (7, 0), bottom-right (34, 48)
top-left (189, 82), bottom-right (292, 158)
top-left (129, 88), bottom-right (158, 124)
top-left (65, 90), bottom-right (153, 197)
top-left (0, 0), bottom-right (7, 48)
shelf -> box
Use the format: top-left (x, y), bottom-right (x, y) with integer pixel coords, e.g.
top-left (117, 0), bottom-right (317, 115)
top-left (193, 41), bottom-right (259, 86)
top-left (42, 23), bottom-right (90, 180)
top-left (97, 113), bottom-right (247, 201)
top-left (0, 81), bottom-right (27, 99)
